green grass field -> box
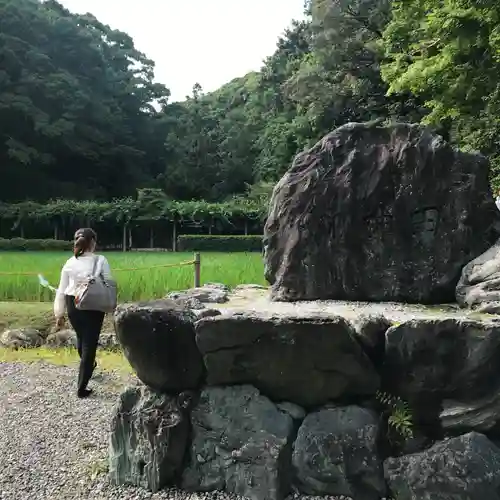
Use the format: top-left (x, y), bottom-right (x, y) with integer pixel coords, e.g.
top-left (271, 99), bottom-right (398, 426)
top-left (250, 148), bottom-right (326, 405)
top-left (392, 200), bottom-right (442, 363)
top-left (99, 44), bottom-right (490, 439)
top-left (0, 251), bottom-right (266, 302)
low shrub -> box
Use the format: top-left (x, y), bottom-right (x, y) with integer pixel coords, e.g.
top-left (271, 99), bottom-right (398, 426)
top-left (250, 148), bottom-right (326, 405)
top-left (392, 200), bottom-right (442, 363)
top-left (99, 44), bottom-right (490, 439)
top-left (0, 238), bottom-right (73, 251)
top-left (177, 234), bottom-right (263, 252)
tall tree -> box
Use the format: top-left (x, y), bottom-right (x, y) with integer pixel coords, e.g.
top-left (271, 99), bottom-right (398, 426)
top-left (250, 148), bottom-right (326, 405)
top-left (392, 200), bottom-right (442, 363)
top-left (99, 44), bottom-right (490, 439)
top-left (0, 0), bottom-right (169, 201)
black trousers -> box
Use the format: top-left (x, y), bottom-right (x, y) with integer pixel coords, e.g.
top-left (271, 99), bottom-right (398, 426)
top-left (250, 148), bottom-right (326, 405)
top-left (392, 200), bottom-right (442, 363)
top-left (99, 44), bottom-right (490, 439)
top-left (65, 295), bottom-right (105, 393)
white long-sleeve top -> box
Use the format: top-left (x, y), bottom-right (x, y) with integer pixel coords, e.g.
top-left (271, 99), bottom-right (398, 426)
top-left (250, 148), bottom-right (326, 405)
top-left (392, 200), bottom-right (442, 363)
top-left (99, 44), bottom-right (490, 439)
top-left (54, 253), bottom-right (112, 318)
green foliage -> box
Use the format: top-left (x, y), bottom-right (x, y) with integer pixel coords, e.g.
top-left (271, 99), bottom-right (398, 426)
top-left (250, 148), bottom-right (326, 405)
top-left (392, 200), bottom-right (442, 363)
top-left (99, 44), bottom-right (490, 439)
top-left (381, 0), bottom-right (500, 183)
top-left (177, 235), bottom-right (263, 252)
top-left (376, 391), bottom-right (414, 440)
top-left (3, 0), bottom-right (499, 220)
top-left (0, 238), bottom-right (72, 252)
top-left (0, 0), bottom-right (169, 202)
top-left (0, 190), bottom-right (268, 229)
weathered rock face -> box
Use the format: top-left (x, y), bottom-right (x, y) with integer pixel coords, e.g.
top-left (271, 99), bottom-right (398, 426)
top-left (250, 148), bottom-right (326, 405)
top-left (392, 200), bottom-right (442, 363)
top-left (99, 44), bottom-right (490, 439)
top-left (264, 122), bottom-right (498, 303)
top-left (114, 300), bottom-right (205, 392)
top-left (293, 406), bottom-right (386, 500)
top-left (456, 237), bottom-right (500, 313)
top-left (109, 386), bottom-right (189, 492)
top-left (195, 312), bottom-right (379, 407)
top-left (383, 318), bottom-right (500, 436)
top-left (182, 385), bottom-right (296, 500)
top-left (385, 432), bottom-right (500, 500)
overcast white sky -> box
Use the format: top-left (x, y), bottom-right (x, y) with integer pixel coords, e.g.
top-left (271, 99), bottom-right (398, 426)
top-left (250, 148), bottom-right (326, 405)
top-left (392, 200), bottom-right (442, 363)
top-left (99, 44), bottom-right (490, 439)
top-left (57, 0), bottom-right (306, 101)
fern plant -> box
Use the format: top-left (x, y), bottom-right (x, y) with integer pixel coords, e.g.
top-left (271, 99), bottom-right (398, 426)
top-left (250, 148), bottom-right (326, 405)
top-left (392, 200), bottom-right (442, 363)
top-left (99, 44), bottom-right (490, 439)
top-left (376, 391), bottom-right (414, 440)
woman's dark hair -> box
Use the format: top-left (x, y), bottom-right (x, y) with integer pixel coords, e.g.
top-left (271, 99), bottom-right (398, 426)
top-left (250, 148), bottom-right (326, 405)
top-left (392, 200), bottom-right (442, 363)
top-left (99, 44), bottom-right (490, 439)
top-left (73, 228), bottom-right (97, 258)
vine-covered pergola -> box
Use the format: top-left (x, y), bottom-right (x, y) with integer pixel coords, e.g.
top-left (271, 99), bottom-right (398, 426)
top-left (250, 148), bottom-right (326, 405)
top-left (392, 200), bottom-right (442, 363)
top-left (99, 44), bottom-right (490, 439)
top-left (0, 193), bottom-right (268, 251)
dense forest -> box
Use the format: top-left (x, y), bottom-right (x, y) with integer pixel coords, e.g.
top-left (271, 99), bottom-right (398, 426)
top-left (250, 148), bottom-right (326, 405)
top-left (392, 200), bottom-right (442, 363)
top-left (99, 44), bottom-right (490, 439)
top-left (1, 0), bottom-right (500, 222)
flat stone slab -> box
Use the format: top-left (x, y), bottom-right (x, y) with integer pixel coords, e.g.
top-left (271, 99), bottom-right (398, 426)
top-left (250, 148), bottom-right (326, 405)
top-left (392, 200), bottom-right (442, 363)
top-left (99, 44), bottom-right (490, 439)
top-left (214, 287), bottom-right (499, 324)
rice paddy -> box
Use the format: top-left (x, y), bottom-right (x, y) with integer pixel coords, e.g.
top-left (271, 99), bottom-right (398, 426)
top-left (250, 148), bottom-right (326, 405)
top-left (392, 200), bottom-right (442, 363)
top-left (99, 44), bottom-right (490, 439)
top-left (0, 251), bottom-right (266, 302)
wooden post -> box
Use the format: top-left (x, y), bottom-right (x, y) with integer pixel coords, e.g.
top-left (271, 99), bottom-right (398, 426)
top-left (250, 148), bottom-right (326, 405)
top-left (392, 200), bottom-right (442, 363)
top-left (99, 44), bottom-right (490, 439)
top-left (194, 252), bottom-right (201, 288)
top-left (172, 221), bottom-right (177, 252)
top-left (122, 224), bottom-right (127, 252)
top-left (208, 218), bottom-right (213, 235)
top-left (54, 223), bottom-right (58, 240)
top-left (128, 227), bottom-right (133, 250)
top-left (244, 220), bottom-right (249, 236)
top-left (149, 227), bottom-right (154, 248)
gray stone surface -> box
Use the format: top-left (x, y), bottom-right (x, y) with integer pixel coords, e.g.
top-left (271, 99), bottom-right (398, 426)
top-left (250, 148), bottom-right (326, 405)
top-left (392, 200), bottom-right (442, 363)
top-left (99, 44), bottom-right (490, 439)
top-left (292, 406), bottom-right (385, 500)
top-left (195, 312), bottom-right (379, 407)
top-left (0, 327), bottom-right (44, 348)
top-left (456, 237), bottom-right (500, 313)
top-left (383, 318), bottom-right (500, 435)
top-left (263, 121), bottom-right (498, 303)
top-left (168, 283), bottom-right (229, 304)
top-left (109, 385), bottom-right (189, 492)
top-left (114, 300), bottom-right (205, 392)
top-left (45, 329), bottom-right (77, 348)
top-left (351, 314), bottom-right (391, 368)
top-left (385, 432), bottom-right (500, 500)
top-left (182, 385), bottom-right (295, 500)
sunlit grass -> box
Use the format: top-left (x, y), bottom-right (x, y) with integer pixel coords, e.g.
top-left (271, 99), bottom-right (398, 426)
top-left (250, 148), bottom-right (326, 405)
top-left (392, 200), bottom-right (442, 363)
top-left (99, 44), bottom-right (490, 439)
top-left (0, 251), bottom-right (266, 302)
top-left (0, 346), bottom-right (133, 374)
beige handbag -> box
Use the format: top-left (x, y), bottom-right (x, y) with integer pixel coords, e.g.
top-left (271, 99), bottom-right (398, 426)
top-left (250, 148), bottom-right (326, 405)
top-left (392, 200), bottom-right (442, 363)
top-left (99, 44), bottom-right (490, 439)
top-left (74, 256), bottom-right (117, 313)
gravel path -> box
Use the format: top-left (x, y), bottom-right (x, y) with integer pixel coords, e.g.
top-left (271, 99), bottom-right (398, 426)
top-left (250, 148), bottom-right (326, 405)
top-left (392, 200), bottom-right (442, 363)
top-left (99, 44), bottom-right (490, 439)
top-left (0, 362), bottom-right (356, 500)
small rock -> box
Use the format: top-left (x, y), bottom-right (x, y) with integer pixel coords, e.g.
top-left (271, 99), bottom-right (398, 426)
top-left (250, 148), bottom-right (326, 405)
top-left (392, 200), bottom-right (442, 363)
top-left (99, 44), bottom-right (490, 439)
top-left (0, 328), bottom-right (44, 348)
top-left (98, 332), bottom-right (120, 350)
top-left (384, 432), bottom-right (500, 499)
top-left (277, 402), bottom-right (306, 421)
top-left (233, 284), bottom-right (268, 291)
top-left (168, 284), bottom-right (229, 304)
top-left (45, 329), bottom-right (77, 348)
top-left (193, 308), bottom-right (221, 320)
top-left (351, 314), bottom-right (391, 368)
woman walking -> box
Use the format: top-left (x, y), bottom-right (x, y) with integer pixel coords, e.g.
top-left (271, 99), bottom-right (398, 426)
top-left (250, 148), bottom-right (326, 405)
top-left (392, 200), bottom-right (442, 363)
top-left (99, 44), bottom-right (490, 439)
top-left (54, 228), bottom-right (113, 398)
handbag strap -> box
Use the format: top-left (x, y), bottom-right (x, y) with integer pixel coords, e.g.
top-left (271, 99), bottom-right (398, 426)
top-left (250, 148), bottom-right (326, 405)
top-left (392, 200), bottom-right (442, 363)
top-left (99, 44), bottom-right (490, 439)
top-left (91, 255), bottom-right (102, 278)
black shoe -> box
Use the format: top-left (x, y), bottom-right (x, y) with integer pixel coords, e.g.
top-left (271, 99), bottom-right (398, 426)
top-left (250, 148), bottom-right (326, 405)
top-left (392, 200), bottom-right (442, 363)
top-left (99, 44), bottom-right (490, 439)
top-left (77, 388), bottom-right (93, 399)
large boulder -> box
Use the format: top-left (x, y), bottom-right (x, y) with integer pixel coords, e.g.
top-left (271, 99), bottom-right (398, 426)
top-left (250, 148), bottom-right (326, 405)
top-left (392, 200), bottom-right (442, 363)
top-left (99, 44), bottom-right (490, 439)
top-left (114, 300), bottom-right (205, 392)
top-left (264, 121), bottom-right (498, 303)
top-left (292, 406), bottom-right (386, 500)
top-left (195, 312), bottom-right (379, 407)
top-left (385, 432), bottom-right (500, 499)
top-left (383, 318), bottom-right (500, 436)
top-left (109, 385), bottom-right (189, 492)
top-left (182, 385), bottom-right (295, 500)
top-left (456, 237), bottom-right (500, 313)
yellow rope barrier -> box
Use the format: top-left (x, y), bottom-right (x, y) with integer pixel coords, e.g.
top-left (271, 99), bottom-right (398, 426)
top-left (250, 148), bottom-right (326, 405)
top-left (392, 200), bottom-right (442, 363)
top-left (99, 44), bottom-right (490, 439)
top-left (113, 260), bottom-right (195, 272)
top-left (0, 260), bottom-right (196, 276)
